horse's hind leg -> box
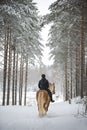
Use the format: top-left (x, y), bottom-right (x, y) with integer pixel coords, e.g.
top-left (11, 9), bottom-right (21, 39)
top-left (44, 103), bottom-right (48, 112)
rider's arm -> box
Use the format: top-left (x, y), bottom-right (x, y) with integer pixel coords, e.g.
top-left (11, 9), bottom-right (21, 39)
top-left (38, 81), bottom-right (41, 89)
top-left (46, 80), bottom-right (49, 89)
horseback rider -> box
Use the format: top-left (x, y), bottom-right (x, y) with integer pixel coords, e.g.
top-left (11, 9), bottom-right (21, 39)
top-left (38, 74), bottom-right (55, 102)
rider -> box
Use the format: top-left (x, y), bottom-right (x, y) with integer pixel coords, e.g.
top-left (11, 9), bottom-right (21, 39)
top-left (38, 74), bottom-right (55, 102)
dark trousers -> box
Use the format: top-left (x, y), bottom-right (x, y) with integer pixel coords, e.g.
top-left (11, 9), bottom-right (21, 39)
top-left (45, 89), bottom-right (53, 101)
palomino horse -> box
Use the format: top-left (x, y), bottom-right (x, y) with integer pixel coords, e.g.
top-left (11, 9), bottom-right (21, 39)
top-left (36, 83), bottom-right (55, 116)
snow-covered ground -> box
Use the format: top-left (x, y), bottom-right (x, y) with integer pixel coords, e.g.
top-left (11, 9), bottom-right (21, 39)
top-left (0, 93), bottom-right (87, 130)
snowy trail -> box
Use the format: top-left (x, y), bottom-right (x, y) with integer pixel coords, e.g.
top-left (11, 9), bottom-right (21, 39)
top-left (0, 102), bottom-right (87, 130)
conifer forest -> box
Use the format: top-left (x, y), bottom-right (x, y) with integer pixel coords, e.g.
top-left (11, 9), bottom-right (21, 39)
top-left (0, 0), bottom-right (87, 106)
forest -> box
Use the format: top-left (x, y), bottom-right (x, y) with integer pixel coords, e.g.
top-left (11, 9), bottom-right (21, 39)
top-left (0, 0), bottom-right (87, 106)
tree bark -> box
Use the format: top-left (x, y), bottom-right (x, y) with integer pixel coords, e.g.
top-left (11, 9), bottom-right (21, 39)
top-left (80, 1), bottom-right (85, 98)
top-left (14, 52), bottom-right (18, 105)
top-left (7, 28), bottom-right (12, 105)
top-left (12, 47), bottom-right (16, 105)
top-left (24, 58), bottom-right (28, 105)
top-left (2, 26), bottom-right (9, 105)
top-left (19, 55), bottom-right (24, 105)
top-left (65, 60), bottom-right (68, 101)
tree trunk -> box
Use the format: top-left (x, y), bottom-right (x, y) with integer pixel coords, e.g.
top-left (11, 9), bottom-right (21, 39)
top-left (14, 52), bottom-right (18, 105)
top-left (2, 26), bottom-right (9, 105)
top-left (12, 47), bottom-right (16, 105)
top-left (19, 55), bottom-right (24, 105)
top-left (24, 58), bottom-right (28, 105)
top-left (65, 60), bottom-right (68, 101)
top-left (67, 29), bottom-right (71, 103)
top-left (86, 61), bottom-right (87, 96)
top-left (7, 28), bottom-right (12, 105)
top-left (70, 49), bottom-right (72, 99)
top-left (80, 2), bottom-right (85, 98)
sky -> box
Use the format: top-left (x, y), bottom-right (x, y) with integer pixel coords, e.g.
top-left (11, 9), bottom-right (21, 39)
top-left (34, 0), bottom-right (56, 15)
top-left (34, 0), bottom-right (56, 66)
top-left (0, 93), bottom-right (87, 130)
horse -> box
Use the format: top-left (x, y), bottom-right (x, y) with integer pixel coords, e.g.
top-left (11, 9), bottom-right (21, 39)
top-left (36, 83), bottom-right (55, 116)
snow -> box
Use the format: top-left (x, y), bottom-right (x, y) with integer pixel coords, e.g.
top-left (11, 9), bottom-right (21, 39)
top-left (0, 93), bottom-right (87, 130)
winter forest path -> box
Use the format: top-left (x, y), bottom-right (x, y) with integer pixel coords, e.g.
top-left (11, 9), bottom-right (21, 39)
top-left (0, 101), bottom-right (87, 130)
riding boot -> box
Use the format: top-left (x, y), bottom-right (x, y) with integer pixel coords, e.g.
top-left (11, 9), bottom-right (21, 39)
top-left (46, 89), bottom-right (55, 102)
top-left (50, 95), bottom-right (55, 102)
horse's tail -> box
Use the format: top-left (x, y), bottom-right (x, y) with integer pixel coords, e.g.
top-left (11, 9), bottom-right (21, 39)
top-left (37, 91), bottom-right (46, 116)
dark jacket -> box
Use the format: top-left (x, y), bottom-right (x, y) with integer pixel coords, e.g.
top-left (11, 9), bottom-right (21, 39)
top-left (38, 77), bottom-right (49, 90)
